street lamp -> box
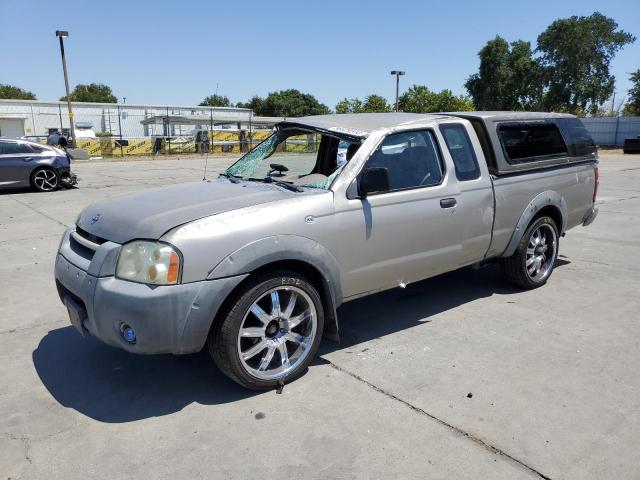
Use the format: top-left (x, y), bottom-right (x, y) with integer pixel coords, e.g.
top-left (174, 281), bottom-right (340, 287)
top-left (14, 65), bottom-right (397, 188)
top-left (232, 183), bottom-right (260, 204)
top-left (56, 30), bottom-right (75, 147)
top-left (390, 70), bottom-right (405, 112)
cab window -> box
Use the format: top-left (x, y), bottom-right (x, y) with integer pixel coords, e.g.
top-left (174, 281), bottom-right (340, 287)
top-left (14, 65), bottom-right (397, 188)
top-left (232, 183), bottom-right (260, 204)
top-left (364, 130), bottom-right (444, 193)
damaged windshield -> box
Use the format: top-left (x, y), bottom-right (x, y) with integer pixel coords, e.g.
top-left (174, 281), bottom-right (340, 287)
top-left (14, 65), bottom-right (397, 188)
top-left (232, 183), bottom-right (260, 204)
top-left (223, 129), bottom-right (360, 190)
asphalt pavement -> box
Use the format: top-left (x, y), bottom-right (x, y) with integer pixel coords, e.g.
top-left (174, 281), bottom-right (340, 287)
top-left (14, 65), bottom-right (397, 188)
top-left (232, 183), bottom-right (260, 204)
top-left (1, 152), bottom-right (638, 479)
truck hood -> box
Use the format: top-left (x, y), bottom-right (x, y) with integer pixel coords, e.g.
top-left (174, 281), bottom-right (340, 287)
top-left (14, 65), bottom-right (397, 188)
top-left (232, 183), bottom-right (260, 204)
top-left (76, 179), bottom-right (297, 244)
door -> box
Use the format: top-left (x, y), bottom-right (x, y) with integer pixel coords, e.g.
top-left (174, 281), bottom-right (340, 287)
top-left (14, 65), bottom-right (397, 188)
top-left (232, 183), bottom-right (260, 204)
top-left (0, 140), bottom-right (37, 187)
top-left (438, 122), bottom-right (494, 264)
top-left (0, 118), bottom-right (25, 138)
top-left (334, 129), bottom-right (466, 298)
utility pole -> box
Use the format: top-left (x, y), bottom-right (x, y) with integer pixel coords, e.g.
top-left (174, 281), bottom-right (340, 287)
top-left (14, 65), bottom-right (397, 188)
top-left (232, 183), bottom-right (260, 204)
top-left (390, 70), bottom-right (405, 112)
top-left (56, 30), bottom-right (75, 147)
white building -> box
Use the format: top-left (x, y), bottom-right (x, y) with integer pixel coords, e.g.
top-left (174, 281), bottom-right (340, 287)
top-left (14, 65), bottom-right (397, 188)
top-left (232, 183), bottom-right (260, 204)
top-left (0, 99), bottom-right (255, 139)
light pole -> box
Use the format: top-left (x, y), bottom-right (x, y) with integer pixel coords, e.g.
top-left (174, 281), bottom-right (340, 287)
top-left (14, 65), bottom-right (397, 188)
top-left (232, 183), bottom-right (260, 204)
top-left (390, 70), bottom-right (405, 112)
top-left (56, 30), bottom-right (75, 147)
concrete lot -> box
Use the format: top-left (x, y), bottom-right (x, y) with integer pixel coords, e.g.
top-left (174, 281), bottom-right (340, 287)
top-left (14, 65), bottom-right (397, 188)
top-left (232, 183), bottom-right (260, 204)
top-left (1, 153), bottom-right (639, 479)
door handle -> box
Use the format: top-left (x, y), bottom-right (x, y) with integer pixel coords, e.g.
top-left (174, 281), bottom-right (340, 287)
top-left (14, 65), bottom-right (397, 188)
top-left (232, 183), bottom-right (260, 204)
top-left (23, 157), bottom-right (34, 162)
top-left (440, 198), bottom-right (457, 209)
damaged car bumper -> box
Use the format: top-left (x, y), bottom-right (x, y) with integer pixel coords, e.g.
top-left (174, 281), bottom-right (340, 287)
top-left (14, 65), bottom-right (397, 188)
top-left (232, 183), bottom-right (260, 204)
top-left (54, 227), bottom-right (246, 354)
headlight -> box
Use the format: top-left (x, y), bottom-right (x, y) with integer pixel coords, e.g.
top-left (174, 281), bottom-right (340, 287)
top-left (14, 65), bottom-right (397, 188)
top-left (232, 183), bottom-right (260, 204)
top-left (116, 240), bottom-right (181, 285)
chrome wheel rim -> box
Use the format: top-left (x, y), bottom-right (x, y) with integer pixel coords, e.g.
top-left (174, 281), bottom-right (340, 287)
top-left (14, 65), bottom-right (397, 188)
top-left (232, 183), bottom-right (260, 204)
top-left (237, 286), bottom-right (317, 381)
top-left (34, 170), bottom-right (58, 191)
top-left (526, 223), bottom-right (557, 282)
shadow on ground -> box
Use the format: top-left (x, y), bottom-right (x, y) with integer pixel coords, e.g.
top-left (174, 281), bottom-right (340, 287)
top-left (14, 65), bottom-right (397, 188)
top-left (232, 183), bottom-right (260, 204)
top-left (33, 262), bottom-right (569, 423)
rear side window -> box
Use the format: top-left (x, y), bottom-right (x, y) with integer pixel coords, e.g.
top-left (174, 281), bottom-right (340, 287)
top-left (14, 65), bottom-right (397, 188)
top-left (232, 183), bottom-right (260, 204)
top-left (555, 118), bottom-right (596, 157)
top-left (0, 141), bottom-right (33, 155)
top-left (498, 123), bottom-right (568, 163)
top-left (440, 124), bottom-right (481, 181)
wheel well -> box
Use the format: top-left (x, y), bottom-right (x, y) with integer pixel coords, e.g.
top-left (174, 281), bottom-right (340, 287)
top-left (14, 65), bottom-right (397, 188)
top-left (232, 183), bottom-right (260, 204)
top-left (535, 205), bottom-right (563, 234)
top-left (209, 259), bottom-right (339, 342)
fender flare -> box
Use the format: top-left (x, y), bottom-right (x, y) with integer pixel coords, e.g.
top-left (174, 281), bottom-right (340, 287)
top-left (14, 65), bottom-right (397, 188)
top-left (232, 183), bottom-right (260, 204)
top-left (207, 235), bottom-right (343, 341)
top-left (502, 191), bottom-right (567, 257)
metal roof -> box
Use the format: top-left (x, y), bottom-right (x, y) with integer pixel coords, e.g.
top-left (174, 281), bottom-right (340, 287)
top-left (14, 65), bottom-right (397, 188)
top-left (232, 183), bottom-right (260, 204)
top-left (140, 114), bottom-right (285, 126)
top-left (436, 111), bottom-right (575, 120)
top-left (277, 112), bottom-right (446, 137)
top-left (0, 98), bottom-right (251, 112)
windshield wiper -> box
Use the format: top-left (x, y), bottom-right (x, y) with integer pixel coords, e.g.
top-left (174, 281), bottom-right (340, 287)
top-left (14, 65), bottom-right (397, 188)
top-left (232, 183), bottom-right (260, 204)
top-left (220, 172), bottom-right (242, 183)
top-left (248, 177), bottom-right (303, 192)
top-left (271, 180), bottom-right (303, 192)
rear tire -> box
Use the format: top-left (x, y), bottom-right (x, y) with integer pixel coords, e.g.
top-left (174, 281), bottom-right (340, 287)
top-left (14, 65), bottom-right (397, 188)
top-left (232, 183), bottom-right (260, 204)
top-left (499, 216), bottom-right (559, 289)
top-left (208, 270), bottom-right (324, 390)
top-left (31, 167), bottom-right (60, 192)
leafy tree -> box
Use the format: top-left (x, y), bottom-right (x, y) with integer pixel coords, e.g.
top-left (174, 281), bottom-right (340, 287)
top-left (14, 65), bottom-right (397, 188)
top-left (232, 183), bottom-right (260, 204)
top-left (537, 12), bottom-right (635, 115)
top-left (361, 95), bottom-right (392, 113)
top-left (335, 95), bottom-right (390, 113)
top-left (335, 97), bottom-right (363, 114)
top-left (399, 85), bottom-right (474, 112)
top-left (0, 84), bottom-right (36, 100)
top-left (246, 89), bottom-right (329, 117)
top-left (623, 69), bottom-right (640, 116)
top-left (465, 36), bottom-right (542, 110)
top-left (60, 83), bottom-right (117, 103)
top-left (236, 95), bottom-right (265, 113)
top-left (199, 94), bottom-right (230, 107)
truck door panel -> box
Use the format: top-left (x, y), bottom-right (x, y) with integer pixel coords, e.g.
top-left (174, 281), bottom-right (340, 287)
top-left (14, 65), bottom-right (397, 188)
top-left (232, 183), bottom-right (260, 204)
top-left (334, 129), bottom-right (465, 298)
top-left (438, 123), bottom-right (494, 264)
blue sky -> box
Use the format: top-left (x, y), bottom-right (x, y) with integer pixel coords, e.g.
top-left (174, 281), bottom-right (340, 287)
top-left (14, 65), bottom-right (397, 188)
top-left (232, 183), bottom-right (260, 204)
top-left (1, 0), bottom-right (638, 108)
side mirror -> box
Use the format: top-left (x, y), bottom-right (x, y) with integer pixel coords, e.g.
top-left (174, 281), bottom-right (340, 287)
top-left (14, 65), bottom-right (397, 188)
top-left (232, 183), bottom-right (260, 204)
top-left (359, 167), bottom-right (389, 197)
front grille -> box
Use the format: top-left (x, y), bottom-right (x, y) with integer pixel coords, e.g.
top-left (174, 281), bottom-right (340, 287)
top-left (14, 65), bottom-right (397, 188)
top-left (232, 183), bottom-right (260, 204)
top-left (75, 226), bottom-right (107, 245)
top-left (69, 235), bottom-right (95, 261)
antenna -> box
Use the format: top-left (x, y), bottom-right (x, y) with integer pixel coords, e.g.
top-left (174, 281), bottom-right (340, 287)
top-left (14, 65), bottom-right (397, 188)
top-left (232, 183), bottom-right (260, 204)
top-left (202, 150), bottom-right (209, 180)
top-left (202, 130), bottom-right (210, 180)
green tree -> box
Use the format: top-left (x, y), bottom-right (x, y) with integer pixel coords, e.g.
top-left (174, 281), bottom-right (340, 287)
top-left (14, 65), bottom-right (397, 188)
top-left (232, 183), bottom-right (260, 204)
top-left (199, 94), bottom-right (230, 107)
top-left (623, 69), bottom-right (640, 116)
top-left (335, 95), bottom-right (391, 113)
top-left (335, 95), bottom-right (394, 113)
top-left (236, 95), bottom-right (265, 113)
top-left (60, 83), bottom-right (117, 103)
top-left (0, 84), bottom-right (36, 100)
top-left (335, 97), bottom-right (363, 114)
top-left (247, 89), bottom-right (330, 117)
top-left (465, 36), bottom-right (542, 110)
top-left (361, 95), bottom-right (392, 113)
top-left (400, 85), bottom-right (474, 112)
top-left (537, 12), bottom-right (635, 115)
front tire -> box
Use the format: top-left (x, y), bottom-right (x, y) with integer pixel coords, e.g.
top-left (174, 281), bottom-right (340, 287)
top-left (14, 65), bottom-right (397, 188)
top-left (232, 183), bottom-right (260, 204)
top-left (31, 167), bottom-right (60, 192)
top-left (208, 270), bottom-right (324, 390)
top-left (499, 216), bottom-right (559, 289)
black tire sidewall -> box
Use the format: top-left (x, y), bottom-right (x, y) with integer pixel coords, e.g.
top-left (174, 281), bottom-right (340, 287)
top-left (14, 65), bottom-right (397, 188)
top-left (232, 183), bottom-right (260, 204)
top-left (211, 271), bottom-right (325, 390)
top-left (518, 216), bottom-right (559, 287)
top-left (31, 168), bottom-right (60, 192)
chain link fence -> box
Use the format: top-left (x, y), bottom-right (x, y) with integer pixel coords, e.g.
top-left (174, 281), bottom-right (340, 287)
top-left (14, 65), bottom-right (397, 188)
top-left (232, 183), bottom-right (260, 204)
top-left (0, 100), bottom-right (300, 158)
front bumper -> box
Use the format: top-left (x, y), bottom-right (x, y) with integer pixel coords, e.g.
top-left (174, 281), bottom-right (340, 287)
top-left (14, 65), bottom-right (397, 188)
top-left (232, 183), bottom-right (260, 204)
top-left (54, 240), bottom-right (246, 354)
top-left (57, 166), bottom-right (78, 187)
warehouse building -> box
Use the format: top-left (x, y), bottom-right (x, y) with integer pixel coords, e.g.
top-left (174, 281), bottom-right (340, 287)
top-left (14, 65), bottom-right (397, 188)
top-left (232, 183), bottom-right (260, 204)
top-left (0, 99), bottom-right (259, 140)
